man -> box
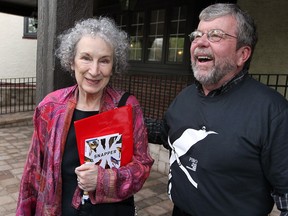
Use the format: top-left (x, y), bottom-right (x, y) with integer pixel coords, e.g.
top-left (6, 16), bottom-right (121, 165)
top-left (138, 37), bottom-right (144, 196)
top-left (161, 3), bottom-right (288, 216)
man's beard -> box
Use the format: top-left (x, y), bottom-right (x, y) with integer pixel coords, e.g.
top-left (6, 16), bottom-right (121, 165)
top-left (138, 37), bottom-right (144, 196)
top-left (192, 59), bottom-right (236, 86)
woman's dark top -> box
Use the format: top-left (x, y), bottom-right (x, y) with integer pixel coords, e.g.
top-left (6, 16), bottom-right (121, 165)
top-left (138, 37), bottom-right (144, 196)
top-left (61, 109), bottom-right (134, 216)
top-left (61, 109), bottom-right (99, 216)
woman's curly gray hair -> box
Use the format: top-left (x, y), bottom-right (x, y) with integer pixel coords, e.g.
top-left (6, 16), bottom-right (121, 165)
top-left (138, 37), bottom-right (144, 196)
top-left (55, 17), bottom-right (129, 75)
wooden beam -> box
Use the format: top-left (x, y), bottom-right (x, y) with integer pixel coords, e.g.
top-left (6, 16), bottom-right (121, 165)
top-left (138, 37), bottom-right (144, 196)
top-left (36, 0), bottom-right (93, 103)
top-left (0, 2), bottom-right (37, 17)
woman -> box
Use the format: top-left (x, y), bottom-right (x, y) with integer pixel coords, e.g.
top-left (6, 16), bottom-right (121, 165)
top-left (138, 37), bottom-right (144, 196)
top-left (16, 17), bottom-right (154, 216)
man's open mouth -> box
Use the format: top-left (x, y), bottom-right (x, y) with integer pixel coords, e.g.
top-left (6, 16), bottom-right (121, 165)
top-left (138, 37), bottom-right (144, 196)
top-left (197, 56), bottom-right (213, 63)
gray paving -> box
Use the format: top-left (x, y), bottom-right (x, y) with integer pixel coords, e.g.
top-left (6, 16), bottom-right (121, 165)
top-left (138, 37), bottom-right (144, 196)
top-left (0, 112), bottom-right (280, 216)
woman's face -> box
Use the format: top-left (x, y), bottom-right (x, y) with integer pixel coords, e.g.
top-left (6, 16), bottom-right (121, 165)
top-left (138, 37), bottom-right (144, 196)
top-left (71, 35), bottom-right (113, 99)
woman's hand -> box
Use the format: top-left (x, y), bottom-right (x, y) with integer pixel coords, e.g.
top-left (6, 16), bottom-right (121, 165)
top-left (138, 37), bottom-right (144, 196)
top-left (75, 163), bottom-right (98, 192)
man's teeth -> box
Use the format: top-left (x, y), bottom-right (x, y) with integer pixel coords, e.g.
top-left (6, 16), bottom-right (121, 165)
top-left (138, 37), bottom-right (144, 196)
top-left (197, 56), bottom-right (212, 62)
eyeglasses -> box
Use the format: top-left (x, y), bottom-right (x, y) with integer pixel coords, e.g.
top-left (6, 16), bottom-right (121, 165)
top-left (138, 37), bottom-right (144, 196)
top-left (189, 29), bottom-right (237, 43)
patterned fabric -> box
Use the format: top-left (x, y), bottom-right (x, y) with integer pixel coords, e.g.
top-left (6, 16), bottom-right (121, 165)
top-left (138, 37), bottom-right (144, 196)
top-left (272, 193), bottom-right (288, 216)
top-left (16, 84), bottom-right (154, 216)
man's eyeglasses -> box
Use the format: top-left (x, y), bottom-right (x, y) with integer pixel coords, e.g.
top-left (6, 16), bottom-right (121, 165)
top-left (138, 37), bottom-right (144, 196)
top-left (189, 29), bottom-right (237, 43)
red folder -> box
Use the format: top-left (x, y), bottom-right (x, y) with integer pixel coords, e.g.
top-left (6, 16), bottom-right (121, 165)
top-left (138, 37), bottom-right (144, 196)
top-left (74, 105), bottom-right (133, 167)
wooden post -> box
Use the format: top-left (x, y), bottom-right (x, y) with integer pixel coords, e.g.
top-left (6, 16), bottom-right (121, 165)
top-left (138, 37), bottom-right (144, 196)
top-left (36, 0), bottom-right (93, 104)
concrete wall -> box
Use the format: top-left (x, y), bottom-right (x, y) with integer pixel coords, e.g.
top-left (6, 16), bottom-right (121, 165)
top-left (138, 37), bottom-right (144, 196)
top-left (149, 143), bottom-right (170, 174)
top-left (0, 13), bottom-right (37, 79)
top-left (238, 0), bottom-right (288, 74)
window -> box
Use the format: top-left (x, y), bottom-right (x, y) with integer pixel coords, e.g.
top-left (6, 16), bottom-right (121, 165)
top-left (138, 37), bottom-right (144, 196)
top-left (118, 6), bottom-right (187, 65)
top-left (23, 17), bottom-right (37, 39)
top-left (147, 9), bottom-right (165, 62)
top-left (167, 7), bottom-right (186, 63)
top-left (129, 12), bottom-right (145, 61)
top-left (107, 4), bottom-right (191, 74)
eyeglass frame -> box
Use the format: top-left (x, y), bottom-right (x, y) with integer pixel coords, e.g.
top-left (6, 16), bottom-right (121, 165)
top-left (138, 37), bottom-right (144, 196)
top-left (188, 29), bottom-right (237, 43)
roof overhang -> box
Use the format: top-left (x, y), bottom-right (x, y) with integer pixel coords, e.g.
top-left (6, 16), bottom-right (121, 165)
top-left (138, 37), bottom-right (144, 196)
top-left (0, 0), bottom-right (37, 17)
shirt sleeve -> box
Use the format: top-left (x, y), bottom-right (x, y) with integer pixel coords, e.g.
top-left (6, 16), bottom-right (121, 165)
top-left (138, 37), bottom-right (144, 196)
top-left (262, 108), bottom-right (288, 215)
top-left (272, 193), bottom-right (288, 215)
top-left (146, 118), bottom-right (163, 144)
top-left (145, 117), bottom-right (171, 149)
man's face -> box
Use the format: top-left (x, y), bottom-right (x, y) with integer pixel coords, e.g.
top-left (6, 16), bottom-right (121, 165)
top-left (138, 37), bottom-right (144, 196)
top-left (190, 15), bottom-right (243, 86)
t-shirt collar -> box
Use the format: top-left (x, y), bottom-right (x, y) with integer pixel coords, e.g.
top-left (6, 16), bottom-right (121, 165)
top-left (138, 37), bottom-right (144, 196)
top-left (195, 69), bottom-right (248, 97)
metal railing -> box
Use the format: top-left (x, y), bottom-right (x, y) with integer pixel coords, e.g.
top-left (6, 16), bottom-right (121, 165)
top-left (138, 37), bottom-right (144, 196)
top-left (110, 73), bottom-right (194, 119)
top-left (0, 74), bottom-right (287, 117)
top-left (111, 73), bottom-right (288, 120)
top-left (251, 74), bottom-right (288, 99)
top-left (0, 77), bottom-right (36, 114)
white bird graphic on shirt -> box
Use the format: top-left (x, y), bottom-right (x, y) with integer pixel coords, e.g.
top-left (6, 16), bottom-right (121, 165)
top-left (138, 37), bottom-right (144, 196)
top-left (168, 127), bottom-right (217, 192)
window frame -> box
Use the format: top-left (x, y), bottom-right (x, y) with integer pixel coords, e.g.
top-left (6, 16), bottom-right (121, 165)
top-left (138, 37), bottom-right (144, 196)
top-left (23, 17), bottom-right (37, 39)
top-left (127, 6), bottom-right (192, 74)
top-left (95, 1), bottom-right (196, 74)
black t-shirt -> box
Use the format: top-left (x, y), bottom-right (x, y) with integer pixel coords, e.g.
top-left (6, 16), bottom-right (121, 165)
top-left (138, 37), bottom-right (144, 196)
top-left (164, 76), bottom-right (288, 215)
top-left (61, 109), bottom-right (99, 216)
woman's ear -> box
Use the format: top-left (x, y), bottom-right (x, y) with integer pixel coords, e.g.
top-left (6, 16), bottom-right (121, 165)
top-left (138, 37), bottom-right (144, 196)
top-left (237, 46), bottom-right (252, 67)
top-left (71, 62), bottom-right (75, 71)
